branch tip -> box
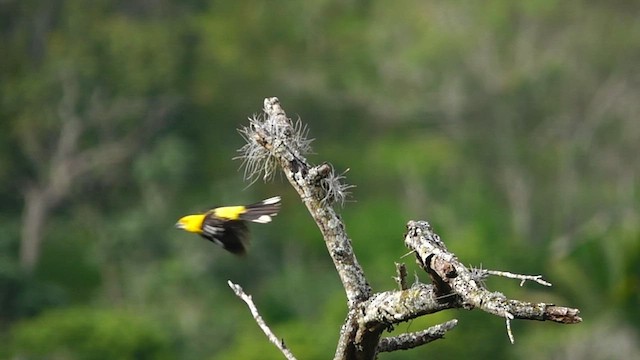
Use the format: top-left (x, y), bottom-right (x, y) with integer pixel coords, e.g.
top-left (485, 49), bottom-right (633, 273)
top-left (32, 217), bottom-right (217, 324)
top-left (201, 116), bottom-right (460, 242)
top-left (377, 319), bottom-right (459, 352)
top-left (505, 311), bottom-right (515, 344)
top-left (227, 280), bottom-right (298, 360)
top-left (394, 262), bottom-right (408, 290)
top-left (485, 269), bottom-right (552, 287)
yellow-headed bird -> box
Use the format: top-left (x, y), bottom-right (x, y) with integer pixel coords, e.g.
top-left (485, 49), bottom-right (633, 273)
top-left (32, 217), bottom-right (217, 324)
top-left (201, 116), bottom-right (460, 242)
top-left (175, 196), bottom-right (281, 255)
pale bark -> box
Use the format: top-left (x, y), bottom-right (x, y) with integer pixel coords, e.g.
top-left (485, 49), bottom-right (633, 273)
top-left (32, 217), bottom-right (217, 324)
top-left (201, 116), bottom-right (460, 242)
top-left (233, 97), bottom-right (581, 360)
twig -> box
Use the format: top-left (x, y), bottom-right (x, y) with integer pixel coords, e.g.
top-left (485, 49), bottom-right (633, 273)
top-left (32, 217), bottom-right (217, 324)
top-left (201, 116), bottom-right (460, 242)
top-left (377, 319), bottom-right (458, 352)
top-left (227, 281), bottom-right (297, 360)
top-left (504, 311), bottom-right (515, 344)
top-left (394, 263), bottom-right (408, 290)
top-left (484, 269), bottom-right (552, 287)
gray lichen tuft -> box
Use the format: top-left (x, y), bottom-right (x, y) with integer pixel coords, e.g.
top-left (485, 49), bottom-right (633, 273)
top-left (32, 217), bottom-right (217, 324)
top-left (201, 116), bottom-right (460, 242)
top-left (236, 113), bottom-right (313, 184)
top-left (319, 167), bottom-right (355, 206)
top-left (469, 265), bottom-right (489, 289)
top-left (291, 116), bottom-right (314, 156)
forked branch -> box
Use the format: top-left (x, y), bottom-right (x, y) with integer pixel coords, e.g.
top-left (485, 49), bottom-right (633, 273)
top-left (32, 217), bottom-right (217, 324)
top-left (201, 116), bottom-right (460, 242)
top-left (232, 98), bottom-right (581, 360)
top-left (404, 220), bottom-right (582, 342)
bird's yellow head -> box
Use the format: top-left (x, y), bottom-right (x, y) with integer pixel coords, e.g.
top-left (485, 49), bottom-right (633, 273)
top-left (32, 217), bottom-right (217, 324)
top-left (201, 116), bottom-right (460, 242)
top-left (175, 214), bottom-right (206, 234)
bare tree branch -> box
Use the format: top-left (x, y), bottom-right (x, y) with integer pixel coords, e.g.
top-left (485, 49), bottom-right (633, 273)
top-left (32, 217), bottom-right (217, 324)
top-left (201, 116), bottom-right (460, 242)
top-left (228, 281), bottom-right (297, 360)
top-left (394, 262), bottom-right (408, 291)
top-left (234, 98), bottom-right (581, 360)
top-left (360, 283), bottom-right (457, 328)
top-left (238, 99), bottom-right (371, 302)
top-left (333, 310), bottom-right (359, 360)
top-left (404, 220), bottom-right (582, 327)
top-left (377, 319), bottom-right (458, 352)
top-left (237, 97), bottom-right (372, 359)
top-left (483, 269), bottom-right (552, 287)
top-left (505, 312), bottom-right (515, 343)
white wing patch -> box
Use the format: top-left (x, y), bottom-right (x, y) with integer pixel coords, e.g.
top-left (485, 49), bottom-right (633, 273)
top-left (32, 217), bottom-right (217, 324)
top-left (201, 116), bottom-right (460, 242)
top-left (203, 224), bottom-right (222, 235)
top-left (203, 224), bottom-right (224, 247)
top-left (261, 196), bottom-right (281, 205)
top-left (251, 215), bottom-right (273, 224)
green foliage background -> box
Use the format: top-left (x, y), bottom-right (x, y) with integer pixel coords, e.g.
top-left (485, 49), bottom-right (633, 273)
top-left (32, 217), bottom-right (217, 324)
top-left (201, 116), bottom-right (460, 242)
top-left (1, 0), bottom-right (639, 359)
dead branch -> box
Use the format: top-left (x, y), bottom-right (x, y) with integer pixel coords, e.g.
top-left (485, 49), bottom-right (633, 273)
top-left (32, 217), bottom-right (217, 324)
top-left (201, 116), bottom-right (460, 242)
top-left (238, 100), bottom-right (371, 305)
top-left (234, 98), bottom-right (581, 360)
top-left (237, 98), bottom-right (373, 359)
top-left (404, 220), bottom-right (582, 339)
top-left (394, 262), bottom-right (408, 290)
top-left (377, 319), bottom-right (458, 352)
top-left (228, 281), bottom-right (297, 360)
top-left (483, 269), bottom-right (552, 287)
top-left (359, 283), bottom-right (457, 329)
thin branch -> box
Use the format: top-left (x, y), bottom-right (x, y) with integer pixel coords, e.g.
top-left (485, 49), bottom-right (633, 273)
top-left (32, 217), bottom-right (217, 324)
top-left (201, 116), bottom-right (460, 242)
top-left (394, 262), bottom-right (408, 291)
top-left (377, 319), bottom-right (458, 352)
top-left (484, 269), bottom-right (552, 287)
top-left (227, 281), bottom-right (297, 360)
top-left (505, 311), bottom-right (515, 344)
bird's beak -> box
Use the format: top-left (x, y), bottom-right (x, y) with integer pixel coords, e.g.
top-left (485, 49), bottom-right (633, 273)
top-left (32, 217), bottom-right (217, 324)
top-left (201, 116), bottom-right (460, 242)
top-left (175, 222), bottom-right (185, 230)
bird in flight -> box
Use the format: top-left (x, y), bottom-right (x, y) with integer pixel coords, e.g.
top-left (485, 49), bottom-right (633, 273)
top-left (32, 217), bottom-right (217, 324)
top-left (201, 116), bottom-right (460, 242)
top-left (175, 196), bottom-right (281, 255)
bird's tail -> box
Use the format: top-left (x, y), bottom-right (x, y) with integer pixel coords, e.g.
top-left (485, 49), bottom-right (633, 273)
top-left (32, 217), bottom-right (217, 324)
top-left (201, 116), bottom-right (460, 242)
top-left (240, 196), bottom-right (281, 223)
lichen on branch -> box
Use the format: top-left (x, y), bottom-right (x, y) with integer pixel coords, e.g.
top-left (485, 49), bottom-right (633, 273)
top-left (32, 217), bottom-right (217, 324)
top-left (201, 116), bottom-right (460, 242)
top-left (231, 98), bottom-right (581, 360)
